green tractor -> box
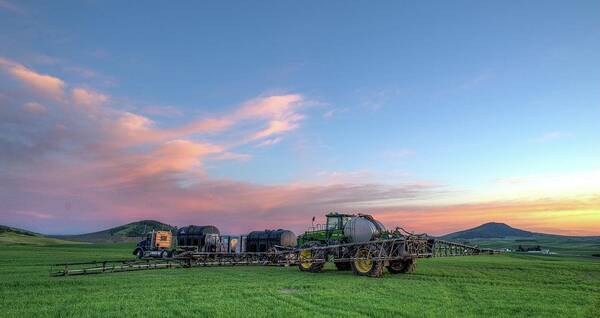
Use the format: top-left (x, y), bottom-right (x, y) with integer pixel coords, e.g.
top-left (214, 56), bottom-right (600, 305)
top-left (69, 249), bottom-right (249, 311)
top-left (297, 212), bottom-right (417, 276)
top-left (297, 212), bottom-right (352, 246)
top-left (297, 212), bottom-right (352, 272)
top-left (297, 212), bottom-right (387, 273)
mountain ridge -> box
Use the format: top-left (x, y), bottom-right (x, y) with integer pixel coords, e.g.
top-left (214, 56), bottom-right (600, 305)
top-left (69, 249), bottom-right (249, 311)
top-left (49, 220), bottom-right (176, 243)
top-left (3, 220), bottom-right (597, 243)
top-left (440, 222), bottom-right (600, 240)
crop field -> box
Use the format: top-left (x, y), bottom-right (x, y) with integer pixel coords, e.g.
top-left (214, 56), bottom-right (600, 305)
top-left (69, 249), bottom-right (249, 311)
top-left (1, 241), bottom-right (599, 318)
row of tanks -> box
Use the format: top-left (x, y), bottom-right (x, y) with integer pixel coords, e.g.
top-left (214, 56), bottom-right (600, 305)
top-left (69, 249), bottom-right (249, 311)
top-left (133, 225), bottom-right (298, 258)
top-left (133, 212), bottom-right (390, 259)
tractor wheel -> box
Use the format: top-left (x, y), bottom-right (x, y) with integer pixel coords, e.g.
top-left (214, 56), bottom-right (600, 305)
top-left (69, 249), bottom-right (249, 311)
top-left (351, 247), bottom-right (383, 277)
top-left (298, 248), bottom-right (324, 273)
top-left (334, 262), bottom-right (351, 271)
top-left (135, 248), bottom-right (144, 259)
top-left (267, 247), bottom-right (279, 263)
top-left (387, 257), bottom-right (416, 274)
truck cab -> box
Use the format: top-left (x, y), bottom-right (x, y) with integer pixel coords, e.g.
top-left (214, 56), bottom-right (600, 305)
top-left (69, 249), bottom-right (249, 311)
top-left (133, 230), bottom-right (173, 258)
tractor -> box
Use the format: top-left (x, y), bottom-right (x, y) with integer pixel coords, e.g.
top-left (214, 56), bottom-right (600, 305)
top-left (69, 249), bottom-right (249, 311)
top-left (297, 212), bottom-right (418, 276)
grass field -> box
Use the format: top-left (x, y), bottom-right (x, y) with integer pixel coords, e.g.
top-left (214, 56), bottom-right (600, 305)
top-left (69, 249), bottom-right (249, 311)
top-left (1, 242), bottom-right (599, 317)
top-left (461, 236), bottom-right (600, 258)
top-left (0, 232), bottom-right (86, 246)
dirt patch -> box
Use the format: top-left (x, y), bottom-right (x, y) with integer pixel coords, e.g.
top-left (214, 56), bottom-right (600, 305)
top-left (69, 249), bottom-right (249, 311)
top-left (279, 288), bottom-right (298, 294)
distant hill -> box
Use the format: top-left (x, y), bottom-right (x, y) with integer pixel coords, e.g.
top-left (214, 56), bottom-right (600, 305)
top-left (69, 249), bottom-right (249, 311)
top-left (0, 225), bottom-right (39, 236)
top-left (51, 220), bottom-right (176, 243)
top-left (442, 222), bottom-right (536, 240)
top-left (0, 225), bottom-right (81, 246)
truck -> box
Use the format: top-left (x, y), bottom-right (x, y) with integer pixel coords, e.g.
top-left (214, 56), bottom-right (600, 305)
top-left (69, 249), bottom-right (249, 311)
top-left (133, 230), bottom-right (174, 258)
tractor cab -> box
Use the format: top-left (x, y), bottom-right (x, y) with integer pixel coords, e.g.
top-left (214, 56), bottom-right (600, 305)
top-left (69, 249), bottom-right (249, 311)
top-left (325, 212), bottom-right (351, 231)
top-left (298, 212), bottom-right (353, 246)
top-left (325, 212), bottom-right (352, 242)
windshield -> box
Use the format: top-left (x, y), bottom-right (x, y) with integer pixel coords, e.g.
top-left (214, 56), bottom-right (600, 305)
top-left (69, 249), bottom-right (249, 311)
top-left (327, 216), bottom-right (340, 230)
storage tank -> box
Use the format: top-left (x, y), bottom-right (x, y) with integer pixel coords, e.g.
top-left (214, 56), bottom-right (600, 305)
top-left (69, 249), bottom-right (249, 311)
top-left (343, 216), bottom-right (386, 243)
top-left (176, 225), bottom-right (220, 249)
top-left (245, 229), bottom-right (297, 252)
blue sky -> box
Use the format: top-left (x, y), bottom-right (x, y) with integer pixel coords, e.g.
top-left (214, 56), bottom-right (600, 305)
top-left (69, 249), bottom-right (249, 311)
top-left (1, 1), bottom-right (599, 235)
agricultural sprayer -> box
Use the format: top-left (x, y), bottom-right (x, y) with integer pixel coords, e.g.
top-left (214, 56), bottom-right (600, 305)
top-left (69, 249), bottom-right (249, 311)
top-left (50, 212), bottom-right (493, 277)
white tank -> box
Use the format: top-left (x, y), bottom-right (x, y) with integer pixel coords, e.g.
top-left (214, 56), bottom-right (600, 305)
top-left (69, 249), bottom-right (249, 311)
top-left (343, 216), bottom-right (386, 243)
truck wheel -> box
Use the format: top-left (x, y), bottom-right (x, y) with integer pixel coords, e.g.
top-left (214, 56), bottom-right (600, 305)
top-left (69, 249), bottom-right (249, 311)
top-left (334, 262), bottom-right (351, 271)
top-left (135, 249), bottom-right (144, 259)
top-left (387, 257), bottom-right (416, 274)
top-left (351, 247), bottom-right (383, 277)
top-left (161, 250), bottom-right (168, 259)
top-left (298, 248), bottom-right (324, 273)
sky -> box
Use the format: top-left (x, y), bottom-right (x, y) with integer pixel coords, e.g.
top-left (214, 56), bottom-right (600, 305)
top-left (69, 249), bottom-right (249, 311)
top-left (1, 0), bottom-right (599, 236)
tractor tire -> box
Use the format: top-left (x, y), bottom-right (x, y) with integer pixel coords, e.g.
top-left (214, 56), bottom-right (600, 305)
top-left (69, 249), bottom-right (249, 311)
top-left (351, 247), bottom-right (384, 277)
top-left (135, 248), bottom-right (144, 259)
top-left (387, 257), bottom-right (416, 274)
top-left (298, 247), bottom-right (324, 273)
top-left (334, 262), bottom-right (351, 271)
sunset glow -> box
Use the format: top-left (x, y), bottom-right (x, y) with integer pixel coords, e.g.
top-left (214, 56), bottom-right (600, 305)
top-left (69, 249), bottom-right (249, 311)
top-left (1, 1), bottom-right (599, 236)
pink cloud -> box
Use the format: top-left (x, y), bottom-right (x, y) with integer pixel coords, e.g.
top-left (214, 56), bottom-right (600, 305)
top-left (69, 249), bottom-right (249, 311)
top-left (235, 94), bottom-right (303, 119)
top-left (71, 87), bottom-right (109, 108)
top-left (22, 102), bottom-right (47, 114)
top-left (256, 137), bottom-right (283, 147)
top-left (252, 118), bottom-right (300, 140)
top-left (14, 210), bottom-right (54, 220)
top-left (5, 57), bottom-right (596, 236)
top-left (234, 94), bottom-right (305, 142)
top-left (0, 58), bottom-right (65, 100)
top-left (137, 140), bottom-right (222, 176)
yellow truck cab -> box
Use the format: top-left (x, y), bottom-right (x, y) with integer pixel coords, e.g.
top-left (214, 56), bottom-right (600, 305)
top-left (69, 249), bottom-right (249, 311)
top-left (133, 230), bottom-right (174, 258)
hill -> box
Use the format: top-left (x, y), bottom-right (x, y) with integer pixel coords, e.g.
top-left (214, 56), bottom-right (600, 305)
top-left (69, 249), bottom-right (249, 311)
top-left (0, 225), bottom-right (81, 246)
top-left (441, 222), bottom-right (536, 240)
top-left (0, 225), bottom-right (40, 236)
top-left (441, 222), bottom-right (600, 257)
top-left (51, 220), bottom-right (176, 243)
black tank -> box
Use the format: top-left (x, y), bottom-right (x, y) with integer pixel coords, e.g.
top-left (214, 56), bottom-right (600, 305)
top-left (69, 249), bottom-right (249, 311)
top-left (245, 229), bottom-right (297, 252)
top-left (176, 225), bottom-right (220, 249)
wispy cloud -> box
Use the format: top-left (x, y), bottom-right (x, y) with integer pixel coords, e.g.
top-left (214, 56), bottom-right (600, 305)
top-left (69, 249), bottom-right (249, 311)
top-left (532, 131), bottom-right (572, 143)
top-left (459, 71), bottom-right (494, 90)
top-left (322, 107), bottom-right (348, 119)
top-left (0, 0), bottom-right (25, 15)
top-left (357, 87), bottom-right (402, 111)
top-left (22, 102), bottom-right (47, 114)
top-left (14, 210), bottom-right (54, 220)
top-left (71, 87), bottom-right (109, 108)
top-left (257, 137), bottom-right (283, 147)
top-left (0, 57), bottom-right (65, 101)
top-left (141, 105), bottom-right (183, 117)
top-left (0, 57), bottom-right (443, 233)
top-left (2, 56), bottom-right (598, 236)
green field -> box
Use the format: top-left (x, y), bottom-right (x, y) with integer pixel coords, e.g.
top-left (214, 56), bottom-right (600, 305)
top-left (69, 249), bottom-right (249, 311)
top-left (1, 242), bottom-right (599, 317)
top-left (0, 232), bottom-right (86, 246)
top-left (459, 236), bottom-right (600, 258)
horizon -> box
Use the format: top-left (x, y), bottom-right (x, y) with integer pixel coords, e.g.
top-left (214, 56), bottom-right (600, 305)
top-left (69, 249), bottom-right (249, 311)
top-left (1, 1), bottom-right (599, 236)
top-left (10, 219), bottom-right (600, 238)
